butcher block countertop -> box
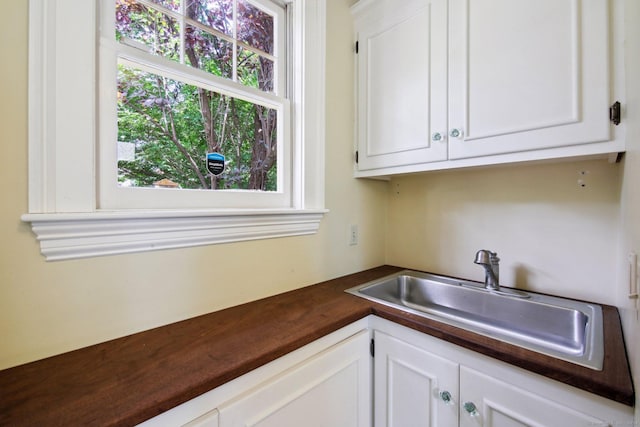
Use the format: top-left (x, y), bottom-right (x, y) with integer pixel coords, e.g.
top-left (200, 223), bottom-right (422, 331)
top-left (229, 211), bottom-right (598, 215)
top-left (0, 266), bottom-right (634, 426)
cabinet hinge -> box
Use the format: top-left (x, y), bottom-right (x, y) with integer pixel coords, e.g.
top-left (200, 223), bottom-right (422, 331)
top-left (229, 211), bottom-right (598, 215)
top-left (610, 101), bottom-right (621, 125)
top-left (370, 338), bottom-right (375, 357)
top-left (355, 41), bottom-right (359, 54)
top-left (355, 150), bottom-right (359, 164)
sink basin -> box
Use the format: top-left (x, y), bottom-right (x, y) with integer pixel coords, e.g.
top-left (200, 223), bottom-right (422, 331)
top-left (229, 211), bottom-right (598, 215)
top-left (346, 270), bottom-right (604, 370)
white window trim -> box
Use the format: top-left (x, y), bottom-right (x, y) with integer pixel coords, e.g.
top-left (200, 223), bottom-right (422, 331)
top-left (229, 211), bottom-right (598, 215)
top-left (23, 0), bottom-right (327, 261)
top-left (100, 0), bottom-right (292, 210)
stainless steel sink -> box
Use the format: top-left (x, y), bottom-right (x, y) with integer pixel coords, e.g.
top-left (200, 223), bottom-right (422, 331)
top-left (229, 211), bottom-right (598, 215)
top-left (346, 270), bottom-right (604, 370)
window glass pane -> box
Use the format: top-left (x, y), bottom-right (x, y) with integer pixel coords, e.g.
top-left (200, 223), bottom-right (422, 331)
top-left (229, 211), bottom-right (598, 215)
top-left (116, 0), bottom-right (279, 91)
top-left (117, 65), bottom-right (278, 191)
top-left (185, 0), bottom-right (233, 36)
top-left (237, 0), bottom-right (274, 55)
top-left (149, 0), bottom-right (181, 12)
top-left (116, 0), bottom-right (181, 60)
top-left (185, 24), bottom-right (233, 79)
top-left (238, 47), bottom-right (274, 91)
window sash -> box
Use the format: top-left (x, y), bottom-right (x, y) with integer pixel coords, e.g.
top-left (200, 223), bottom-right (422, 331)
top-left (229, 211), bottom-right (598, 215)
top-left (100, 0), bottom-right (292, 209)
top-left (115, 0), bottom-right (285, 94)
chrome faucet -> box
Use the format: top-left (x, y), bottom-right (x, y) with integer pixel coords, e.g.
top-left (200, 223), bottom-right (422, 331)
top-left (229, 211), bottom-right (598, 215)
top-left (474, 250), bottom-right (500, 291)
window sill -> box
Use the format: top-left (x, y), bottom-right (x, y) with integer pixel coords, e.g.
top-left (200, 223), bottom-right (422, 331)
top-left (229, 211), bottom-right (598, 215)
top-left (22, 209), bottom-right (328, 261)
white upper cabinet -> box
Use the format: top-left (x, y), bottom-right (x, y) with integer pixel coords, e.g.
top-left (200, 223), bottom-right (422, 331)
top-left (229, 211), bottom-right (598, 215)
top-left (449, 0), bottom-right (611, 159)
top-left (354, 0), bottom-right (448, 171)
top-left (353, 0), bottom-right (623, 177)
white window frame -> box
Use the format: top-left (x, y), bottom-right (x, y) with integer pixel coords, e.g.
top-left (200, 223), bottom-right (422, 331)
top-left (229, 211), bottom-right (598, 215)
top-left (23, 0), bottom-right (327, 261)
top-left (101, 0), bottom-right (291, 210)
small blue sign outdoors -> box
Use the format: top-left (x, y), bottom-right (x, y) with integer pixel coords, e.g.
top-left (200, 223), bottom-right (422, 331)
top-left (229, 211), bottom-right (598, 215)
top-left (206, 152), bottom-right (225, 176)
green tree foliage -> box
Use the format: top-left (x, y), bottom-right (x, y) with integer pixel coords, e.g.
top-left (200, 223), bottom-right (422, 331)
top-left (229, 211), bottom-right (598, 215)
top-left (115, 0), bottom-right (278, 191)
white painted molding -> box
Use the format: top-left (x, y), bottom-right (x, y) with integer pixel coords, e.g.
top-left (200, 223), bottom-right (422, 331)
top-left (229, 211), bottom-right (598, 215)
top-left (22, 210), bottom-right (327, 261)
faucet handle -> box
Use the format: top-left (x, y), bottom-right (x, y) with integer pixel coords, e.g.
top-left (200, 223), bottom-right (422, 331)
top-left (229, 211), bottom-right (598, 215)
top-left (474, 249), bottom-right (499, 265)
top-left (474, 249), bottom-right (492, 265)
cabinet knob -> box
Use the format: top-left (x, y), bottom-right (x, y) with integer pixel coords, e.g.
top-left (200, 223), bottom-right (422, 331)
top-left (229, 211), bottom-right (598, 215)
top-left (439, 390), bottom-right (453, 404)
top-left (431, 132), bottom-right (444, 142)
top-left (462, 401), bottom-right (479, 417)
top-left (449, 128), bottom-right (463, 139)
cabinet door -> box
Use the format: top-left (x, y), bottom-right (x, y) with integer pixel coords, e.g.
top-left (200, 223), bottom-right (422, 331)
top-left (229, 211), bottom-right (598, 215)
top-left (355, 0), bottom-right (448, 171)
top-left (218, 330), bottom-right (370, 427)
top-left (459, 366), bottom-right (611, 427)
top-left (374, 331), bottom-right (459, 427)
top-left (448, 0), bottom-right (611, 159)
top-left (183, 409), bottom-right (219, 427)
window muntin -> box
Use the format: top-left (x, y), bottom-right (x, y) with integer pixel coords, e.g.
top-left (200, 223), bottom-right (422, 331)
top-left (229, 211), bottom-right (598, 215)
top-left (116, 2), bottom-right (182, 59)
top-left (115, 0), bottom-right (279, 93)
top-left (104, 0), bottom-right (289, 208)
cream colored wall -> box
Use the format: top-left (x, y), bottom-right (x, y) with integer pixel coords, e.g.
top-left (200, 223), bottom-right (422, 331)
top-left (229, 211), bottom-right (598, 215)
top-left (0, 0), bottom-right (387, 370)
top-left (386, 160), bottom-right (623, 305)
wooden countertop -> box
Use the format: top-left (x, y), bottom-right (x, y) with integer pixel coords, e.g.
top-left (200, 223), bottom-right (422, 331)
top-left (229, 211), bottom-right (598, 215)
top-left (0, 266), bottom-right (634, 426)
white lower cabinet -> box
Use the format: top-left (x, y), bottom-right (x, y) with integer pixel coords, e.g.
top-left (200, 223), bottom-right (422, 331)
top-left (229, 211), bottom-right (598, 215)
top-left (140, 317), bottom-right (632, 427)
top-left (459, 367), bottom-right (611, 427)
top-left (217, 329), bottom-right (370, 427)
top-left (374, 331), bottom-right (459, 426)
top-left (372, 317), bottom-right (633, 427)
top-left (137, 320), bottom-right (371, 427)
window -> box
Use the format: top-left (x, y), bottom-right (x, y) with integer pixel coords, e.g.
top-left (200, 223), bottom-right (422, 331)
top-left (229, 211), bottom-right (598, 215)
top-left (24, 0), bottom-right (326, 260)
